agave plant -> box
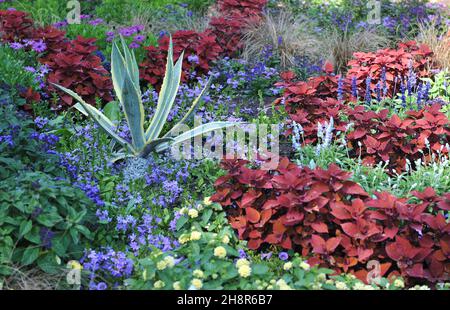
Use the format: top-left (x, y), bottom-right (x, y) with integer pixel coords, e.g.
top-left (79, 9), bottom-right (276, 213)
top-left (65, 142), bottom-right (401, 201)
top-left (54, 38), bottom-right (237, 160)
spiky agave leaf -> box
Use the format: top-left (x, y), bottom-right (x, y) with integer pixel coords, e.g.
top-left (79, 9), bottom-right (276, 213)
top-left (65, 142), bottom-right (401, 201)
top-left (145, 39), bottom-right (184, 141)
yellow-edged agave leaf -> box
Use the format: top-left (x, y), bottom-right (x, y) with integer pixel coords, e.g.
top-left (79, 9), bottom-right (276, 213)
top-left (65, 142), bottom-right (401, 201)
top-left (140, 137), bottom-right (174, 157)
top-left (145, 39), bottom-right (184, 141)
top-left (122, 71), bottom-right (146, 151)
top-left (172, 122), bottom-right (239, 145)
top-left (53, 83), bottom-right (132, 150)
top-left (164, 76), bottom-right (212, 138)
top-left (120, 37), bottom-right (140, 91)
top-left (111, 41), bottom-right (127, 104)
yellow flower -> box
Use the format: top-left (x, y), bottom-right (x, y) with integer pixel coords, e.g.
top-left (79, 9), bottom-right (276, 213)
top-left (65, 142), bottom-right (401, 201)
top-left (222, 235), bottom-right (230, 244)
top-left (191, 278), bottom-right (203, 289)
top-left (178, 234), bottom-right (190, 244)
top-left (235, 258), bottom-right (250, 268)
top-left (212, 273), bottom-right (218, 279)
top-left (164, 256), bottom-right (175, 268)
top-left (238, 265), bottom-right (252, 278)
top-left (214, 246), bottom-right (227, 258)
top-left (156, 260), bottom-right (167, 270)
top-left (276, 279), bottom-right (292, 290)
top-left (179, 207), bottom-right (187, 215)
top-left (190, 231), bottom-right (201, 241)
top-left (335, 281), bottom-right (348, 290)
top-left (393, 278), bottom-right (405, 288)
top-left (143, 269), bottom-right (147, 281)
top-left (193, 269), bottom-right (204, 278)
top-left (317, 273), bottom-right (327, 282)
top-left (283, 262), bottom-right (293, 271)
top-left (173, 281), bottom-right (182, 290)
top-left (154, 280), bottom-right (165, 289)
top-left (188, 209), bottom-right (199, 218)
top-left (67, 260), bottom-right (82, 270)
top-left (299, 261), bottom-right (310, 270)
top-left (203, 196), bottom-right (212, 206)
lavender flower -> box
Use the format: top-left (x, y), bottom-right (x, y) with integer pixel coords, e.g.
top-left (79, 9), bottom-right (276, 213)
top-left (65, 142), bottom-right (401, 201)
top-left (365, 76), bottom-right (372, 104)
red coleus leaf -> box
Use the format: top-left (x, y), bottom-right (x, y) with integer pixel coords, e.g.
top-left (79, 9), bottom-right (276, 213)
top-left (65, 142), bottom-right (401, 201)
top-left (311, 235), bottom-right (341, 254)
top-left (311, 222), bottom-right (329, 233)
top-left (341, 182), bottom-right (368, 196)
top-left (245, 207), bottom-right (260, 223)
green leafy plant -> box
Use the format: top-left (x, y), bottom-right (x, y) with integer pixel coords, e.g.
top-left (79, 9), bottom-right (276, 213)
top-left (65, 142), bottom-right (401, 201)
top-left (421, 70), bottom-right (450, 102)
top-left (0, 44), bottom-right (39, 93)
top-left (0, 103), bottom-right (95, 276)
top-left (55, 38), bottom-right (237, 160)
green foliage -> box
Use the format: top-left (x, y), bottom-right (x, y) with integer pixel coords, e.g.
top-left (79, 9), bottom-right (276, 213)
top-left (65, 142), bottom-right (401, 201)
top-left (0, 44), bottom-right (39, 95)
top-left (126, 200), bottom-right (338, 290)
top-left (422, 71), bottom-right (450, 102)
top-left (94, 0), bottom-right (136, 24)
top-left (1, 0), bottom-right (66, 26)
top-left (0, 103), bottom-right (95, 276)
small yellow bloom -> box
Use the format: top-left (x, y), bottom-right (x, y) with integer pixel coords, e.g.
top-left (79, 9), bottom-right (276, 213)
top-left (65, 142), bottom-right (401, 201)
top-left (179, 234), bottom-right (190, 244)
top-left (214, 246), bottom-right (227, 258)
top-left (317, 273), bottom-right (327, 282)
top-left (190, 231), bottom-right (201, 241)
top-left (283, 262), bottom-right (293, 271)
top-left (276, 279), bottom-right (292, 290)
top-left (154, 280), bottom-right (165, 289)
top-left (173, 281), bottom-right (182, 290)
top-left (191, 278), bottom-right (203, 289)
top-left (222, 235), bottom-right (230, 244)
top-left (203, 196), bottom-right (212, 206)
top-left (235, 258), bottom-right (250, 268)
top-left (188, 209), bottom-right (199, 218)
top-left (393, 278), bottom-right (405, 288)
top-left (68, 260), bottom-right (82, 270)
top-left (164, 256), bottom-right (175, 268)
top-left (299, 261), bottom-right (310, 270)
top-left (335, 281), bottom-right (348, 290)
top-left (212, 273), bottom-right (218, 279)
top-left (193, 269), bottom-right (204, 278)
top-left (156, 260), bottom-right (167, 270)
top-left (238, 265), bottom-right (252, 278)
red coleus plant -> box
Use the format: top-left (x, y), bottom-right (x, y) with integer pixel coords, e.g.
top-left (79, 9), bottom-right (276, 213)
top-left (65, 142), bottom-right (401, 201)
top-left (345, 104), bottom-right (450, 172)
top-left (217, 0), bottom-right (268, 16)
top-left (0, 10), bottom-right (112, 110)
top-left (0, 10), bottom-right (34, 42)
top-left (140, 30), bottom-right (222, 89)
top-left (41, 36), bottom-right (113, 108)
top-left (277, 65), bottom-right (450, 173)
top-left (347, 41), bottom-right (435, 98)
top-left (213, 158), bottom-right (450, 286)
top-left (140, 0), bottom-right (268, 87)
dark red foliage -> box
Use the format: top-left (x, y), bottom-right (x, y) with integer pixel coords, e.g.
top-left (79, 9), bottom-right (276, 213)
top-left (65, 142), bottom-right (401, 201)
top-left (213, 158), bottom-right (450, 285)
top-left (139, 0), bottom-right (268, 88)
top-left (345, 104), bottom-right (450, 172)
top-left (0, 10), bottom-right (34, 42)
top-left (347, 41), bottom-right (435, 98)
top-left (0, 10), bottom-right (112, 110)
top-left (276, 59), bottom-right (450, 173)
top-left (217, 0), bottom-right (268, 16)
top-left (140, 30), bottom-right (222, 89)
top-left (207, 16), bottom-right (246, 57)
top-left (41, 36), bottom-right (112, 108)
